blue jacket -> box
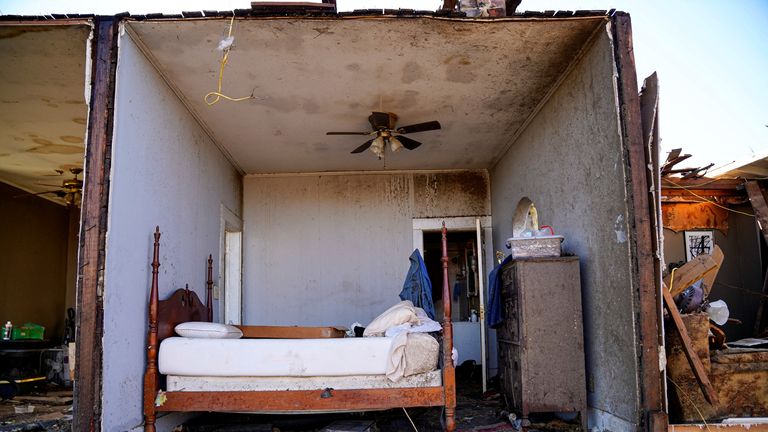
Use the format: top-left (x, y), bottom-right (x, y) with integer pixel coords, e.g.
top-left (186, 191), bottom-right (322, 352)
top-left (488, 254), bottom-right (514, 328)
top-left (399, 249), bottom-right (436, 320)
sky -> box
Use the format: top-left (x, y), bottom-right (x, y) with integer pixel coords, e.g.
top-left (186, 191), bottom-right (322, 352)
top-left (1, 0), bottom-right (766, 171)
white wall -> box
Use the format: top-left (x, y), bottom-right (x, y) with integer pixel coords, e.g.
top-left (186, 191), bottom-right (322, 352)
top-left (490, 29), bottom-right (642, 429)
top-left (101, 32), bottom-right (242, 432)
top-left (243, 171), bottom-right (489, 327)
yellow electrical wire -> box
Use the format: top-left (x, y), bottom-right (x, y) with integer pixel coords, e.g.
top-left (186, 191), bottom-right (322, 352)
top-left (204, 15), bottom-right (253, 106)
top-left (667, 377), bottom-right (712, 432)
top-left (668, 267), bottom-right (677, 293)
top-left (663, 178), bottom-right (755, 218)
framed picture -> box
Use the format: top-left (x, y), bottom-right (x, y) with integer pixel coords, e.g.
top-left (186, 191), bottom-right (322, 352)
top-left (684, 230), bottom-right (714, 261)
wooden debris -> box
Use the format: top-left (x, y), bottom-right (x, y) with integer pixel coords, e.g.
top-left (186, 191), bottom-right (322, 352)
top-left (662, 285), bottom-right (720, 406)
top-left (701, 246), bottom-right (724, 296)
top-left (13, 395), bottom-right (72, 405)
top-left (745, 181), bottom-right (768, 336)
top-left (664, 246), bottom-right (722, 297)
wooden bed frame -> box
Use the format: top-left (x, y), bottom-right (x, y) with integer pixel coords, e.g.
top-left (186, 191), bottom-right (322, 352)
top-left (143, 225), bottom-right (457, 431)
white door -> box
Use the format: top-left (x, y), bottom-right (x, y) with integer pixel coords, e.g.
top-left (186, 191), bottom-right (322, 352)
top-left (224, 231), bottom-right (242, 325)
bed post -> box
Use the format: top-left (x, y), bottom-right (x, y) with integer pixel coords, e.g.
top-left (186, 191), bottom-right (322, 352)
top-left (441, 222), bottom-right (456, 431)
top-left (143, 227), bottom-right (161, 432)
top-left (206, 254), bottom-right (213, 322)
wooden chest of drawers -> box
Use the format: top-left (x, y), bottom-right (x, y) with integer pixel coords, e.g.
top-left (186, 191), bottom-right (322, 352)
top-left (497, 256), bottom-right (586, 428)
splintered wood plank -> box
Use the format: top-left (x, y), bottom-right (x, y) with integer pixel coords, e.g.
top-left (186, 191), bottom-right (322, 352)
top-left (701, 246), bottom-right (724, 296)
top-left (745, 181), bottom-right (768, 244)
top-left (662, 286), bottom-right (719, 406)
top-left (663, 247), bottom-right (721, 297)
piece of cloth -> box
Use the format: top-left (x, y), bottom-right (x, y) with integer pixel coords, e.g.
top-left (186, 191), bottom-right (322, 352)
top-left (385, 332), bottom-right (439, 382)
top-left (487, 254), bottom-right (515, 328)
top-left (399, 249), bottom-right (436, 320)
top-left (363, 300), bottom-right (418, 337)
top-left (383, 307), bottom-right (442, 382)
top-left (453, 280), bottom-right (464, 301)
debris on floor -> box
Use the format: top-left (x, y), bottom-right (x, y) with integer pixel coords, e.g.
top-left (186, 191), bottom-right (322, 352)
top-left (0, 385), bottom-right (72, 432)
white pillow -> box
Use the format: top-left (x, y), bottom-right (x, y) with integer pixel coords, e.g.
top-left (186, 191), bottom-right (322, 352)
top-left (364, 300), bottom-right (419, 337)
top-left (174, 322), bottom-right (243, 339)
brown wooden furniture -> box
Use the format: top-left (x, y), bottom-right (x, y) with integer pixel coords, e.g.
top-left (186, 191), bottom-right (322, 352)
top-left (497, 256), bottom-right (587, 429)
top-left (142, 225), bottom-right (456, 432)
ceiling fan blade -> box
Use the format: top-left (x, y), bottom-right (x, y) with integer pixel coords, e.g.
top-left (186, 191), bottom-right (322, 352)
top-left (397, 120), bottom-right (441, 134)
top-left (395, 135), bottom-right (422, 150)
top-left (36, 182), bottom-right (64, 188)
top-left (326, 132), bottom-right (372, 135)
top-left (351, 138), bottom-right (375, 154)
top-left (14, 190), bottom-right (61, 198)
top-left (369, 112), bottom-right (393, 130)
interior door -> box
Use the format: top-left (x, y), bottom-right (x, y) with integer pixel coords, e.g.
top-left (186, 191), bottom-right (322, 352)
top-left (224, 231), bottom-right (242, 325)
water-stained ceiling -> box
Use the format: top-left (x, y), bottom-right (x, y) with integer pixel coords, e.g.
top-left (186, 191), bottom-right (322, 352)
top-left (0, 24), bottom-right (90, 203)
top-left (127, 16), bottom-right (606, 174)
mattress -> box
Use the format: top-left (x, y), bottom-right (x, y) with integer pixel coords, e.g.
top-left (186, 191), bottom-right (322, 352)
top-left (158, 337), bottom-right (394, 377)
top-left (166, 370), bottom-right (442, 391)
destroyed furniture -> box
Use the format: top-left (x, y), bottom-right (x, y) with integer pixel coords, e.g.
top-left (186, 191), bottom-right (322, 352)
top-left (143, 226), bottom-right (457, 432)
top-left (497, 256), bottom-right (587, 428)
top-left (666, 312), bottom-right (768, 422)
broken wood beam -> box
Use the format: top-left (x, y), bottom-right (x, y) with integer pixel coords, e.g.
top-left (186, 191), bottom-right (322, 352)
top-left (701, 246), bottom-right (724, 296)
top-left (745, 181), bottom-right (768, 243)
top-left (663, 246), bottom-right (722, 297)
top-left (662, 285), bottom-right (720, 406)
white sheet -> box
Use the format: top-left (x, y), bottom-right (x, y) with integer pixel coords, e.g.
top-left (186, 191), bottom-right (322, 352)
top-left (158, 337), bottom-right (393, 377)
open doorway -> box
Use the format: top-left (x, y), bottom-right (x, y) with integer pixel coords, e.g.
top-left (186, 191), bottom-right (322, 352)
top-left (422, 226), bottom-right (493, 398)
top-left (0, 22), bottom-right (90, 427)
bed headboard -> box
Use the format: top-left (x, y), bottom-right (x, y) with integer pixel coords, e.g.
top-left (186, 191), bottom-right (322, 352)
top-left (148, 227), bottom-right (213, 343)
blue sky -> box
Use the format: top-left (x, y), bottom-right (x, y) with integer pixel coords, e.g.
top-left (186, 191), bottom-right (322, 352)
top-left (2, 0), bottom-right (766, 170)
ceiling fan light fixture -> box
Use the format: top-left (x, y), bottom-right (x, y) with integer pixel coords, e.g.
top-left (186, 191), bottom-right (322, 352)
top-left (370, 136), bottom-right (386, 159)
top-left (389, 136), bottom-right (404, 153)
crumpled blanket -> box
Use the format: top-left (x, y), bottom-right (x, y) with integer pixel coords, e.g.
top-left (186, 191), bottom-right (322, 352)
top-left (384, 308), bottom-right (441, 382)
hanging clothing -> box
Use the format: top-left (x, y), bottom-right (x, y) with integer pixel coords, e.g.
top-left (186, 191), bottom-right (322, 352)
top-left (487, 254), bottom-right (515, 328)
top-left (399, 249), bottom-right (436, 320)
top-left (453, 280), bottom-right (464, 301)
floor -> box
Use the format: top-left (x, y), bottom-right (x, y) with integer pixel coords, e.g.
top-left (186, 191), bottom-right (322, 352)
top-left (0, 384), bottom-right (72, 432)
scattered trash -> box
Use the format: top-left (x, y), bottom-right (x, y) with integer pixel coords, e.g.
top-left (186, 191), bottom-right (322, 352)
top-left (705, 299), bottom-right (729, 326)
top-left (13, 405), bottom-right (34, 414)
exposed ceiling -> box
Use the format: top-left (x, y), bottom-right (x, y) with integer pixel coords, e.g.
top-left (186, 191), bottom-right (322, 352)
top-left (127, 16), bottom-right (605, 174)
top-left (710, 150), bottom-right (768, 179)
top-left (0, 24), bottom-right (90, 204)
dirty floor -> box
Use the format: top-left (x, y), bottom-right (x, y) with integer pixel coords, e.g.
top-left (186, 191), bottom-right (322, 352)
top-left (0, 384), bottom-right (72, 432)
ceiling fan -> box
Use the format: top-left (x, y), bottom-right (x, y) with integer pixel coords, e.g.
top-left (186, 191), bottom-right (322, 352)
top-left (14, 167), bottom-right (83, 206)
top-left (326, 112), bottom-right (441, 159)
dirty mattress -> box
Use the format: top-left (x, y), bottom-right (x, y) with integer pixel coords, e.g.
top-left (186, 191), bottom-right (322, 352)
top-left (159, 337), bottom-right (395, 377)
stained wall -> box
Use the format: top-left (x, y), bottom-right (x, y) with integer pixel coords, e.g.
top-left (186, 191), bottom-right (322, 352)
top-left (242, 171), bottom-right (489, 327)
top-left (490, 28), bottom-right (643, 429)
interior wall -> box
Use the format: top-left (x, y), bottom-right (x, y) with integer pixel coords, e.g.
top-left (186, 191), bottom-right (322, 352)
top-left (663, 206), bottom-right (764, 341)
top-left (102, 32), bottom-right (242, 432)
top-left (490, 28), bottom-right (643, 429)
top-left (0, 182), bottom-right (69, 341)
top-left (242, 170), bottom-right (489, 327)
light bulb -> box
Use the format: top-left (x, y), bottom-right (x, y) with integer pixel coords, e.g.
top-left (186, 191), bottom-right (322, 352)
top-left (389, 136), bottom-right (404, 152)
top-left (370, 136), bottom-right (385, 159)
